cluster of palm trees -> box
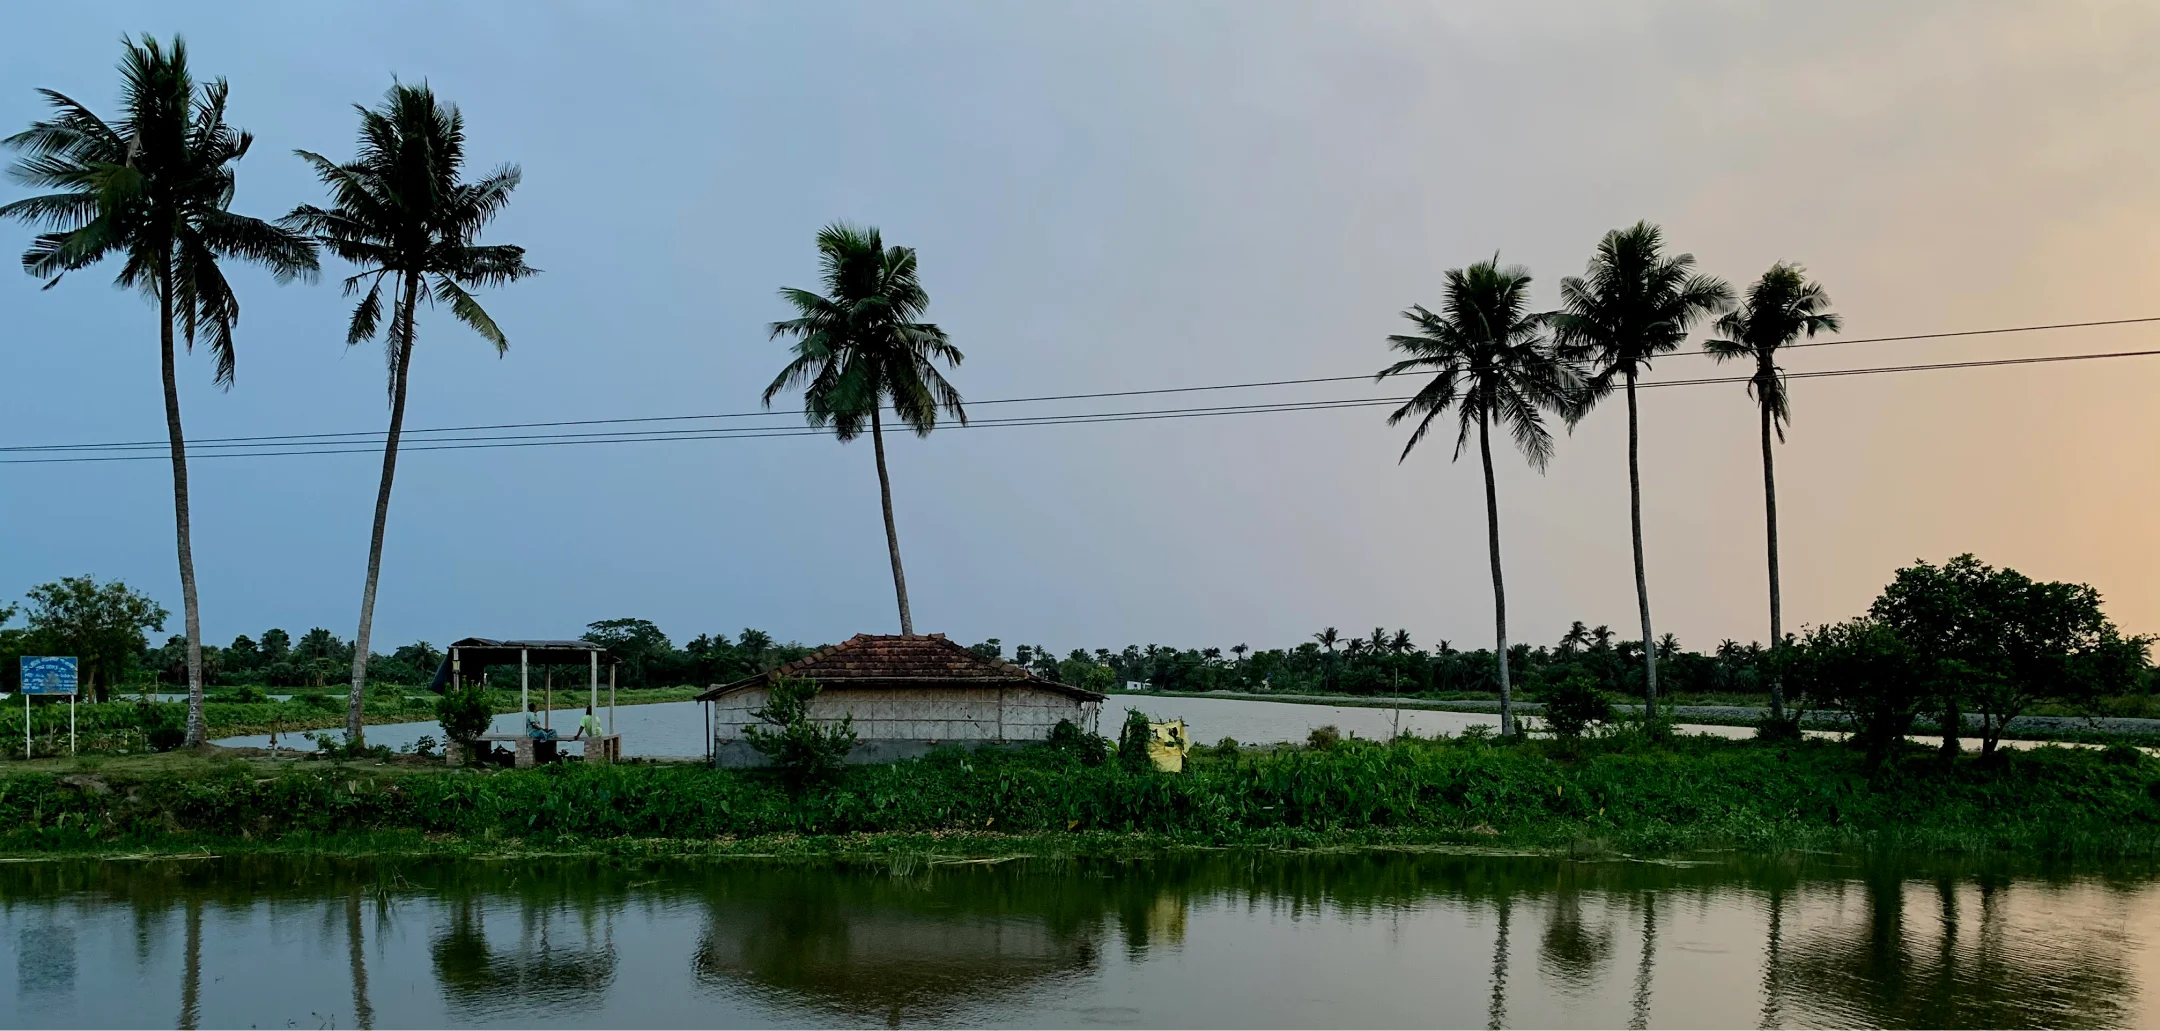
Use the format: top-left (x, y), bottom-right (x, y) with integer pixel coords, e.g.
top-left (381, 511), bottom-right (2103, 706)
top-left (1381, 224), bottom-right (1839, 736)
top-left (2, 37), bottom-right (532, 745)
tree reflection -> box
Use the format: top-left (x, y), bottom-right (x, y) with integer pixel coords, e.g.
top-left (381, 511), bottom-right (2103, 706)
top-left (1780, 865), bottom-right (2135, 1027)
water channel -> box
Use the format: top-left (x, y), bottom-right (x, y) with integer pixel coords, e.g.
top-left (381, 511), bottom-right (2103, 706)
top-left (4, 851), bottom-right (2157, 1028)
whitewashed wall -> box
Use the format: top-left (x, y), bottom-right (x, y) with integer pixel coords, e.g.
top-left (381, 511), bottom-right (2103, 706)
top-left (712, 685), bottom-right (1091, 743)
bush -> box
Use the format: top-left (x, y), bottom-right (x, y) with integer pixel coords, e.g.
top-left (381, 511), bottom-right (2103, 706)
top-left (1539, 668), bottom-right (1612, 740)
top-left (2102, 743), bottom-right (2144, 767)
top-left (744, 676), bottom-right (856, 791)
top-left (226, 685), bottom-right (268, 704)
top-left (1306, 724), bottom-right (1342, 750)
top-left (435, 682), bottom-right (492, 746)
top-left (1045, 719), bottom-right (1109, 766)
top-left (145, 722), bottom-right (184, 753)
top-left (1212, 736), bottom-right (1241, 757)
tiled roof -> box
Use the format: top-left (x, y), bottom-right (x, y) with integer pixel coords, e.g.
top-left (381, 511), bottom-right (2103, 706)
top-left (694, 634), bottom-right (1106, 702)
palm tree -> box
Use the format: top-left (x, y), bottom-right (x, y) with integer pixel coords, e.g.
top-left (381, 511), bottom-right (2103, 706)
top-left (765, 223), bottom-right (963, 634)
top-left (1314, 627), bottom-right (1341, 690)
top-left (1, 36), bottom-right (318, 746)
top-left (1591, 625), bottom-right (1616, 651)
top-left (1389, 629), bottom-right (1414, 655)
top-left (1706, 263), bottom-right (1839, 721)
top-left (1559, 621), bottom-right (1591, 656)
top-left (1231, 643), bottom-right (1249, 664)
top-left (1552, 222), bottom-right (1732, 720)
top-left (286, 83), bottom-right (535, 745)
top-left (1380, 257), bottom-right (1575, 738)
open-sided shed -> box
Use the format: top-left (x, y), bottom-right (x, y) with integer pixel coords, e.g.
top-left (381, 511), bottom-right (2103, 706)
top-left (430, 638), bottom-right (619, 740)
top-left (693, 633), bottom-right (1105, 766)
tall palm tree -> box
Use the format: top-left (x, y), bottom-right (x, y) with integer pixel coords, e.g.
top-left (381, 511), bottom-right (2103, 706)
top-left (1314, 627), bottom-right (1341, 690)
top-left (1389, 629), bottom-right (1414, 655)
top-left (1552, 222), bottom-right (1731, 720)
top-left (1, 36), bottom-right (318, 746)
top-left (764, 223), bottom-right (963, 635)
top-left (1380, 257), bottom-right (1575, 738)
top-left (1705, 263), bottom-right (1839, 721)
top-left (1559, 621), bottom-right (1591, 655)
top-left (286, 83), bottom-right (535, 745)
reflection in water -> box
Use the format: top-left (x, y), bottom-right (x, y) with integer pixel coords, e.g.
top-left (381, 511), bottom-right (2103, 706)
top-left (0, 851), bottom-right (2155, 1028)
top-left (1780, 867), bottom-right (2139, 1028)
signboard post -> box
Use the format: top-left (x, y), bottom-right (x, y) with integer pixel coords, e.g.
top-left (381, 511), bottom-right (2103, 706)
top-left (20, 657), bottom-right (79, 757)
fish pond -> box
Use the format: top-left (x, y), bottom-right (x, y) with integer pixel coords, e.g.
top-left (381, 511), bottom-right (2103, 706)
top-left (3, 850), bottom-right (2158, 1028)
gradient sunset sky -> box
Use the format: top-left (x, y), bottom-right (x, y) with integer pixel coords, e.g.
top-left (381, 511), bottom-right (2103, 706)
top-left (3, 1), bottom-right (2156, 656)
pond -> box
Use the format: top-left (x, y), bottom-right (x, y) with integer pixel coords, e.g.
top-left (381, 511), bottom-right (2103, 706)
top-left (213, 695), bottom-right (1757, 756)
top-left (3, 851), bottom-right (2156, 1028)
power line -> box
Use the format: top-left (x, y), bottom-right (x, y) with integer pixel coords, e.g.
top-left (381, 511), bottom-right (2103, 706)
top-left (8, 343), bottom-right (2159, 466)
top-left (9, 314), bottom-right (2156, 456)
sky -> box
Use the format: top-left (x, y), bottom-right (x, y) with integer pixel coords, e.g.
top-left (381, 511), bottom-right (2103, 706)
top-left (3, 1), bottom-right (2158, 658)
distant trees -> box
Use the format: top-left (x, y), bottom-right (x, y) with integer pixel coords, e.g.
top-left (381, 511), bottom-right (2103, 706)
top-left (1379, 257), bottom-right (1575, 738)
top-left (286, 81), bottom-right (535, 747)
top-left (1, 35), bottom-right (319, 744)
top-left (763, 224), bottom-right (965, 635)
top-left (8, 577), bottom-right (168, 701)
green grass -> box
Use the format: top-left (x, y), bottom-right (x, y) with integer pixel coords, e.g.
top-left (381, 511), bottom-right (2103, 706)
top-left (4, 730), bottom-right (2159, 861)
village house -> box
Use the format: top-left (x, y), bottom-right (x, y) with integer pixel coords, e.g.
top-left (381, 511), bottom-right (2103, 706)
top-left (695, 633), bottom-right (1107, 767)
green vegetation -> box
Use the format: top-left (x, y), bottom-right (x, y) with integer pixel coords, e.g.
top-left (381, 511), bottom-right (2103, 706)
top-left (6, 732), bottom-right (2160, 860)
top-left (742, 677), bottom-right (856, 790)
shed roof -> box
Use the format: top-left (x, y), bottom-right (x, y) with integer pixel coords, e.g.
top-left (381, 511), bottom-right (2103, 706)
top-left (428, 638), bottom-right (614, 693)
top-left (694, 633), bottom-right (1106, 702)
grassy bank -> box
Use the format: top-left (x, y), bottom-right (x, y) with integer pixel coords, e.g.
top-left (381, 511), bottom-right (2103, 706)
top-left (4, 730), bottom-right (2158, 860)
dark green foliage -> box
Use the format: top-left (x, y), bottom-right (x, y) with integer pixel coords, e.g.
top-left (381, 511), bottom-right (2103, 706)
top-left (1045, 719), bottom-right (1109, 766)
top-left (435, 682), bottom-right (492, 745)
top-left (1306, 724), bottom-right (1342, 750)
top-left (1118, 709), bottom-right (1157, 770)
top-left (744, 677), bottom-right (856, 791)
top-left (10, 735), bottom-right (2160, 859)
top-left (1539, 667), bottom-right (1613, 739)
top-left (1788, 619), bottom-right (1931, 767)
top-left (1871, 554), bottom-right (2150, 756)
top-left (145, 722), bottom-right (184, 753)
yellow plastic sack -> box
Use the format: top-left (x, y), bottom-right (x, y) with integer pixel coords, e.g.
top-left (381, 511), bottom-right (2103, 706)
top-left (1147, 720), bottom-right (1189, 773)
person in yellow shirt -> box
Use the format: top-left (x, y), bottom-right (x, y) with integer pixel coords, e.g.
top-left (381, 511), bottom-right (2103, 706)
top-left (570, 705), bottom-right (604, 741)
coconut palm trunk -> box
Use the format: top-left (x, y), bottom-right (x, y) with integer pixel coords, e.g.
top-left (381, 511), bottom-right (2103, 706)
top-left (1625, 370), bottom-right (1658, 717)
top-left (869, 405), bottom-right (914, 635)
top-left (1759, 373), bottom-right (1785, 720)
top-left (345, 271), bottom-right (422, 744)
top-left (160, 272), bottom-right (209, 748)
top-left (1479, 408), bottom-right (1514, 738)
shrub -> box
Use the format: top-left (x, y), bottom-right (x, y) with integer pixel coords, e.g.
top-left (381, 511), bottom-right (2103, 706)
top-left (226, 685), bottom-right (268, 704)
top-left (744, 676), bottom-right (856, 791)
top-left (1306, 724), bottom-right (1341, 750)
top-left (145, 722), bottom-right (184, 752)
top-left (1045, 719), bottom-right (1109, 765)
top-left (2102, 743), bottom-right (2144, 767)
top-left (1539, 668), bottom-right (1612, 740)
top-left (435, 682), bottom-right (492, 746)
top-left (1213, 736), bottom-right (1241, 757)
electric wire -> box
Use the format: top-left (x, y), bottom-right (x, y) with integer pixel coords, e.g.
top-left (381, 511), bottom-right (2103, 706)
top-left (8, 314), bottom-right (2156, 457)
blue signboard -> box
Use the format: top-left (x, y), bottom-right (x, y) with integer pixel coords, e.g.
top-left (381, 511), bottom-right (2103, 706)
top-left (20, 657), bottom-right (78, 696)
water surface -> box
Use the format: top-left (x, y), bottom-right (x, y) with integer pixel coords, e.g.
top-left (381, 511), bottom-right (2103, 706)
top-left (4, 851), bottom-right (2157, 1028)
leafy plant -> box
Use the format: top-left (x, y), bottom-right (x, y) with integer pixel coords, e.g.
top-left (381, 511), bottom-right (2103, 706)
top-left (1118, 709), bottom-right (1157, 770)
top-left (1045, 718), bottom-right (1108, 766)
top-left (435, 682), bottom-right (492, 746)
top-left (1305, 724), bottom-right (1342, 750)
top-left (743, 676), bottom-right (856, 791)
top-left (1539, 667), bottom-right (1613, 740)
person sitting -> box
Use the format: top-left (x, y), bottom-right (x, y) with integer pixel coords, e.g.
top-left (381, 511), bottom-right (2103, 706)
top-left (524, 702), bottom-right (557, 742)
top-left (571, 705), bottom-right (605, 741)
